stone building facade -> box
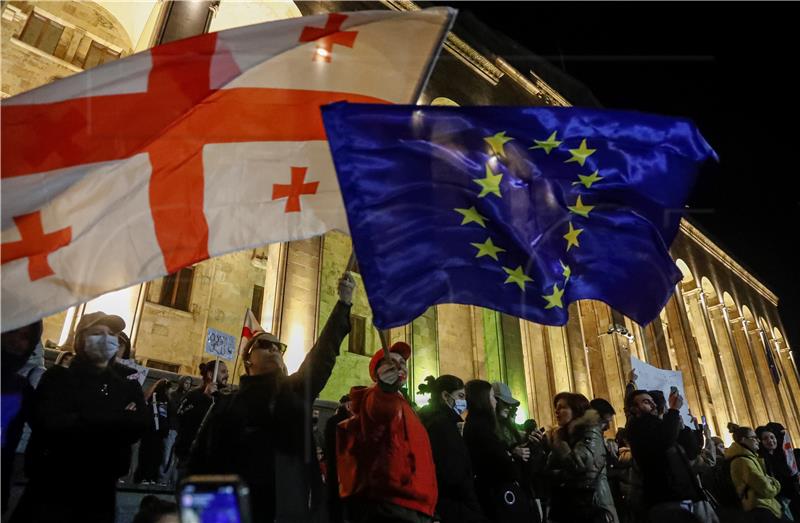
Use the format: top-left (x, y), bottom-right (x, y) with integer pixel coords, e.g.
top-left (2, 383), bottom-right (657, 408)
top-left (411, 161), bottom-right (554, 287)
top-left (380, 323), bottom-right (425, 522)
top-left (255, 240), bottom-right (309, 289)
top-left (3, 0), bottom-right (797, 442)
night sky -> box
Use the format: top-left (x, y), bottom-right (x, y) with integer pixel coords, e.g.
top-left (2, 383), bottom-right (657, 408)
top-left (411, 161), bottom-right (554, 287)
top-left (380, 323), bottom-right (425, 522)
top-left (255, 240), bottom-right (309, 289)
top-left (457, 2), bottom-right (799, 358)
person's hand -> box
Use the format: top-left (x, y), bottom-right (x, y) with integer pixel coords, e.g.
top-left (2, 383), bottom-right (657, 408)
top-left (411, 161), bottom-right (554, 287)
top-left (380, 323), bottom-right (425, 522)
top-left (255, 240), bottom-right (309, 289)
top-left (668, 389), bottom-right (684, 410)
top-left (338, 272), bottom-right (356, 305)
top-left (124, 402), bottom-right (137, 412)
top-left (703, 423), bottom-right (712, 438)
top-left (627, 369), bottom-right (638, 384)
top-left (512, 446), bottom-right (531, 462)
top-left (528, 429), bottom-right (544, 445)
top-left (377, 364), bottom-right (400, 386)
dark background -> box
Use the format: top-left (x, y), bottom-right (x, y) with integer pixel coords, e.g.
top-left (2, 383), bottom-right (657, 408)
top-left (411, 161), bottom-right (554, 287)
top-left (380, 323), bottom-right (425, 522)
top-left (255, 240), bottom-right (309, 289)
top-left (453, 2), bottom-right (799, 358)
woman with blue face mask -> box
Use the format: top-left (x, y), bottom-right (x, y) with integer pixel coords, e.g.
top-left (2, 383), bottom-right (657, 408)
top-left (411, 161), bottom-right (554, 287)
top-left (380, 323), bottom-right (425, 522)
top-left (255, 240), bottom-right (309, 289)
top-left (419, 374), bottom-right (487, 523)
top-left (10, 311), bottom-right (150, 523)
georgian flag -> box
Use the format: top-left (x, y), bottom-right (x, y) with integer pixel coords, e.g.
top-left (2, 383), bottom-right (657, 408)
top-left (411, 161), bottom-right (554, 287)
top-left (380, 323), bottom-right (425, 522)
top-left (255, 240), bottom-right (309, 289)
top-left (1, 8), bottom-right (455, 332)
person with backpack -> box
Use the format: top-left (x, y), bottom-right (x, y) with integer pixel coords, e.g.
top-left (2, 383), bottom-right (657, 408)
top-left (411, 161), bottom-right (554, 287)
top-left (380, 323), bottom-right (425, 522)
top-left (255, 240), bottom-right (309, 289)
top-left (725, 426), bottom-right (790, 522)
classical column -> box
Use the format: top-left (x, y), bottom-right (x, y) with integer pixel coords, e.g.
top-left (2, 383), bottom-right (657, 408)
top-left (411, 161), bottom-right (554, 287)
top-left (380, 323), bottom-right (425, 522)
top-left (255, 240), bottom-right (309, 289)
top-left (682, 288), bottom-right (732, 434)
top-left (279, 238), bottom-right (322, 374)
top-left (711, 304), bottom-right (753, 426)
top-left (745, 321), bottom-right (782, 422)
top-left (520, 319), bottom-right (555, 427)
top-left (665, 293), bottom-right (713, 431)
top-left (565, 302), bottom-right (592, 398)
top-left (729, 316), bottom-right (770, 424)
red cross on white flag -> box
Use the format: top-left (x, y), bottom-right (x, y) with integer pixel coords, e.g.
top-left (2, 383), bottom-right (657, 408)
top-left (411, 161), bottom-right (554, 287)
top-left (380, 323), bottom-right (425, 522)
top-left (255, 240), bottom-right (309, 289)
top-left (0, 8), bottom-right (455, 332)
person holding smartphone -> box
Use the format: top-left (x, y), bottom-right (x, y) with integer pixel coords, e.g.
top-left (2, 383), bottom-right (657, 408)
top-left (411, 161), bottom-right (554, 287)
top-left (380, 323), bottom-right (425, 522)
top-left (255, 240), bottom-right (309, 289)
top-left (187, 271), bottom-right (355, 523)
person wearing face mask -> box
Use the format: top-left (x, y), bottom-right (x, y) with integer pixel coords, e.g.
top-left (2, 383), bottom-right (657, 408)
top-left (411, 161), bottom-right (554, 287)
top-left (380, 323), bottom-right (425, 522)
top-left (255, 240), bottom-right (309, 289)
top-left (10, 312), bottom-right (149, 523)
top-left (420, 374), bottom-right (486, 523)
top-left (1, 321), bottom-right (42, 514)
top-left (188, 271), bottom-right (355, 523)
top-left (338, 341), bottom-right (438, 523)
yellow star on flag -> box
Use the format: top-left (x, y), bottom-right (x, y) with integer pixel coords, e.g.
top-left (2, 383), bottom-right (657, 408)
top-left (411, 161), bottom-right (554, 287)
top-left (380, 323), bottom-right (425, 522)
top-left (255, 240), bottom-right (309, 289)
top-left (474, 163), bottom-right (503, 198)
top-left (503, 265), bottom-right (533, 291)
top-left (568, 195), bottom-right (595, 218)
top-left (484, 131), bottom-right (514, 157)
top-left (529, 131), bottom-right (562, 154)
top-left (454, 206), bottom-right (488, 228)
top-left (543, 283), bottom-right (565, 309)
top-left (470, 237), bottom-right (506, 261)
top-left (563, 221), bottom-right (584, 251)
top-left (572, 170), bottom-right (603, 188)
top-left (560, 260), bottom-right (571, 282)
top-left (565, 139), bottom-right (596, 166)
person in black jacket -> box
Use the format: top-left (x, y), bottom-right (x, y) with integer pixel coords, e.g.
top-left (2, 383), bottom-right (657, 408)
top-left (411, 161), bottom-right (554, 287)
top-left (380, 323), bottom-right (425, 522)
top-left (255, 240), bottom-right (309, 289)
top-left (421, 375), bottom-right (486, 523)
top-left (626, 389), bottom-right (717, 523)
top-left (324, 394), bottom-right (354, 523)
top-left (173, 359), bottom-right (228, 477)
top-left (11, 312), bottom-right (150, 523)
top-left (463, 379), bottom-right (537, 523)
top-left (188, 271), bottom-right (355, 523)
top-left (1, 321), bottom-right (42, 513)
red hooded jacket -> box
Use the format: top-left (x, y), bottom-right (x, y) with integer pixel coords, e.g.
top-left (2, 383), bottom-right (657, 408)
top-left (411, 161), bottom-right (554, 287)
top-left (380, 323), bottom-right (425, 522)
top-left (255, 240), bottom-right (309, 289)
top-left (336, 384), bottom-right (438, 516)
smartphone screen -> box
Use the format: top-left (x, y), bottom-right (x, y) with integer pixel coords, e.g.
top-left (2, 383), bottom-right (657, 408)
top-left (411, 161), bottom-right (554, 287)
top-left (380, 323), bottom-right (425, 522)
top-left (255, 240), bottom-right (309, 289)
top-left (179, 479), bottom-right (248, 523)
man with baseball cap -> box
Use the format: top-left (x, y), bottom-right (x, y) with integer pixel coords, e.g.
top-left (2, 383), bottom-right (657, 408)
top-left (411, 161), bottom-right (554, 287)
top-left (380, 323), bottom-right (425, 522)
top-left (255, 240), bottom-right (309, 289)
top-left (11, 311), bottom-right (150, 523)
top-left (338, 342), bottom-right (438, 522)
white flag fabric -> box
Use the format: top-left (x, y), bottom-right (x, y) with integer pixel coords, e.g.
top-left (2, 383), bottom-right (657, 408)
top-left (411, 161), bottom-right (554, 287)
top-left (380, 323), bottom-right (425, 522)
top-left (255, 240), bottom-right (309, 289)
top-left (1, 8), bottom-right (455, 332)
top-left (239, 308), bottom-right (265, 354)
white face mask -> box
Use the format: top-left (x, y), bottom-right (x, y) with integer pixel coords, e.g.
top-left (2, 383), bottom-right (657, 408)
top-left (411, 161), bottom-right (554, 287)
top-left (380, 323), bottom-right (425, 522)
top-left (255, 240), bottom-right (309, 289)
top-left (453, 399), bottom-right (468, 416)
top-left (84, 334), bottom-right (119, 364)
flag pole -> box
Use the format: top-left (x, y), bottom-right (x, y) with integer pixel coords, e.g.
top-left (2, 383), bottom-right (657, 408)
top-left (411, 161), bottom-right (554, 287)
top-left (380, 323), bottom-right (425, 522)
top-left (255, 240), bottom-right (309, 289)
top-left (347, 248), bottom-right (392, 365)
top-left (232, 306), bottom-right (248, 381)
top-left (212, 356), bottom-right (220, 385)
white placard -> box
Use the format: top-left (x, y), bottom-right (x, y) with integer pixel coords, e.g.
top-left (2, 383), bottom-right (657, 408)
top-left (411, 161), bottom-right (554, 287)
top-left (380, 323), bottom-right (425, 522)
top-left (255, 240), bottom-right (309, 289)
top-left (116, 358), bottom-right (149, 386)
top-left (205, 328), bottom-right (236, 361)
top-left (630, 356), bottom-right (693, 425)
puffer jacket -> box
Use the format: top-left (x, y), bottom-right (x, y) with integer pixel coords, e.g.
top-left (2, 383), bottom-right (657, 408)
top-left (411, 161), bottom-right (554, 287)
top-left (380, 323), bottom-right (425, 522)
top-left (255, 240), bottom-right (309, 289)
top-left (546, 409), bottom-right (620, 523)
top-left (725, 442), bottom-right (783, 518)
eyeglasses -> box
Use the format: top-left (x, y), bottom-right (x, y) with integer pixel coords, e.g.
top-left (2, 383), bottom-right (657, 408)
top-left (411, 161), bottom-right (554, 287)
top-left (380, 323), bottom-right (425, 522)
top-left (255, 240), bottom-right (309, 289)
top-left (249, 339), bottom-right (286, 356)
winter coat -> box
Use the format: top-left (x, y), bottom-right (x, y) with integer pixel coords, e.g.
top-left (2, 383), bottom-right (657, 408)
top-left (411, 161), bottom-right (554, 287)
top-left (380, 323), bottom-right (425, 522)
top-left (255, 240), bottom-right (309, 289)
top-left (546, 409), bottom-right (619, 523)
top-left (421, 404), bottom-right (486, 522)
top-left (337, 384), bottom-right (438, 517)
top-left (726, 442), bottom-right (783, 518)
top-left (189, 300), bottom-right (351, 523)
top-left (626, 408), bottom-right (704, 506)
top-left (173, 387), bottom-right (214, 461)
top-left (19, 359), bottom-right (150, 522)
top-left (463, 413), bottom-right (536, 523)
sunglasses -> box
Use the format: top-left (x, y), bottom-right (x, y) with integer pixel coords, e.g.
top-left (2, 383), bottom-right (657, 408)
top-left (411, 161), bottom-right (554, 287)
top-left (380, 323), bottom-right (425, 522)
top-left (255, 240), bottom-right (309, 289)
top-left (248, 339), bottom-right (286, 356)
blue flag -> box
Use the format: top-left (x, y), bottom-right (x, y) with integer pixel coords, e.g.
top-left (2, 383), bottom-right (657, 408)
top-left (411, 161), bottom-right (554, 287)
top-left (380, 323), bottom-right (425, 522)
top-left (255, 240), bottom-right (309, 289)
top-left (322, 103), bottom-right (717, 329)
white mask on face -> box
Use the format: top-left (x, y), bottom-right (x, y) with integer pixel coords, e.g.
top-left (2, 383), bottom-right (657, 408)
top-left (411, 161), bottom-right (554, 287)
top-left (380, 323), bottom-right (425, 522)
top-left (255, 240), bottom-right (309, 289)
top-left (453, 399), bottom-right (468, 416)
top-left (84, 334), bottom-right (119, 364)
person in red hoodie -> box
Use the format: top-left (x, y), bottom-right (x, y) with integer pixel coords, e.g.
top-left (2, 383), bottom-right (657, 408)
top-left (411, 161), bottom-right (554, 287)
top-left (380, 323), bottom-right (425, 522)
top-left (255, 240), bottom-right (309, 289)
top-left (337, 341), bottom-right (438, 523)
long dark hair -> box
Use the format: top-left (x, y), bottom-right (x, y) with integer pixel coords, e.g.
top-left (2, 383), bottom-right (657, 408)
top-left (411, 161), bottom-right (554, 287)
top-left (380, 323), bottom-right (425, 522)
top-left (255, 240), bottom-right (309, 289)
top-left (465, 379), bottom-right (495, 419)
top-left (430, 374), bottom-right (465, 409)
top-left (199, 360), bottom-right (225, 382)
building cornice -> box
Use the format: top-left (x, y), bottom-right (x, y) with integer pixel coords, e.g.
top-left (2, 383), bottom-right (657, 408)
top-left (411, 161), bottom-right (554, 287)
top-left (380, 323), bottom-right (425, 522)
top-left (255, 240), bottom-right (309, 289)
top-left (679, 219), bottom-right (778, 306)
top-left (380, 0), bottom-right (568, 102)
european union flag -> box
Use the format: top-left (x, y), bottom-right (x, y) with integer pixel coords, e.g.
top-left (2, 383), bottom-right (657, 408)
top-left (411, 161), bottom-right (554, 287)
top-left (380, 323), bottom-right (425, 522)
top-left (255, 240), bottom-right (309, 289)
top-left (322, 103), bottom-right (717, 329)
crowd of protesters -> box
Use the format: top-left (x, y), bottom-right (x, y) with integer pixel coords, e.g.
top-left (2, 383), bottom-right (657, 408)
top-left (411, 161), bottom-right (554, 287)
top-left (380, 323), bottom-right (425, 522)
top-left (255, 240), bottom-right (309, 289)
top-left (2, 269), bottom-right (799, 523)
